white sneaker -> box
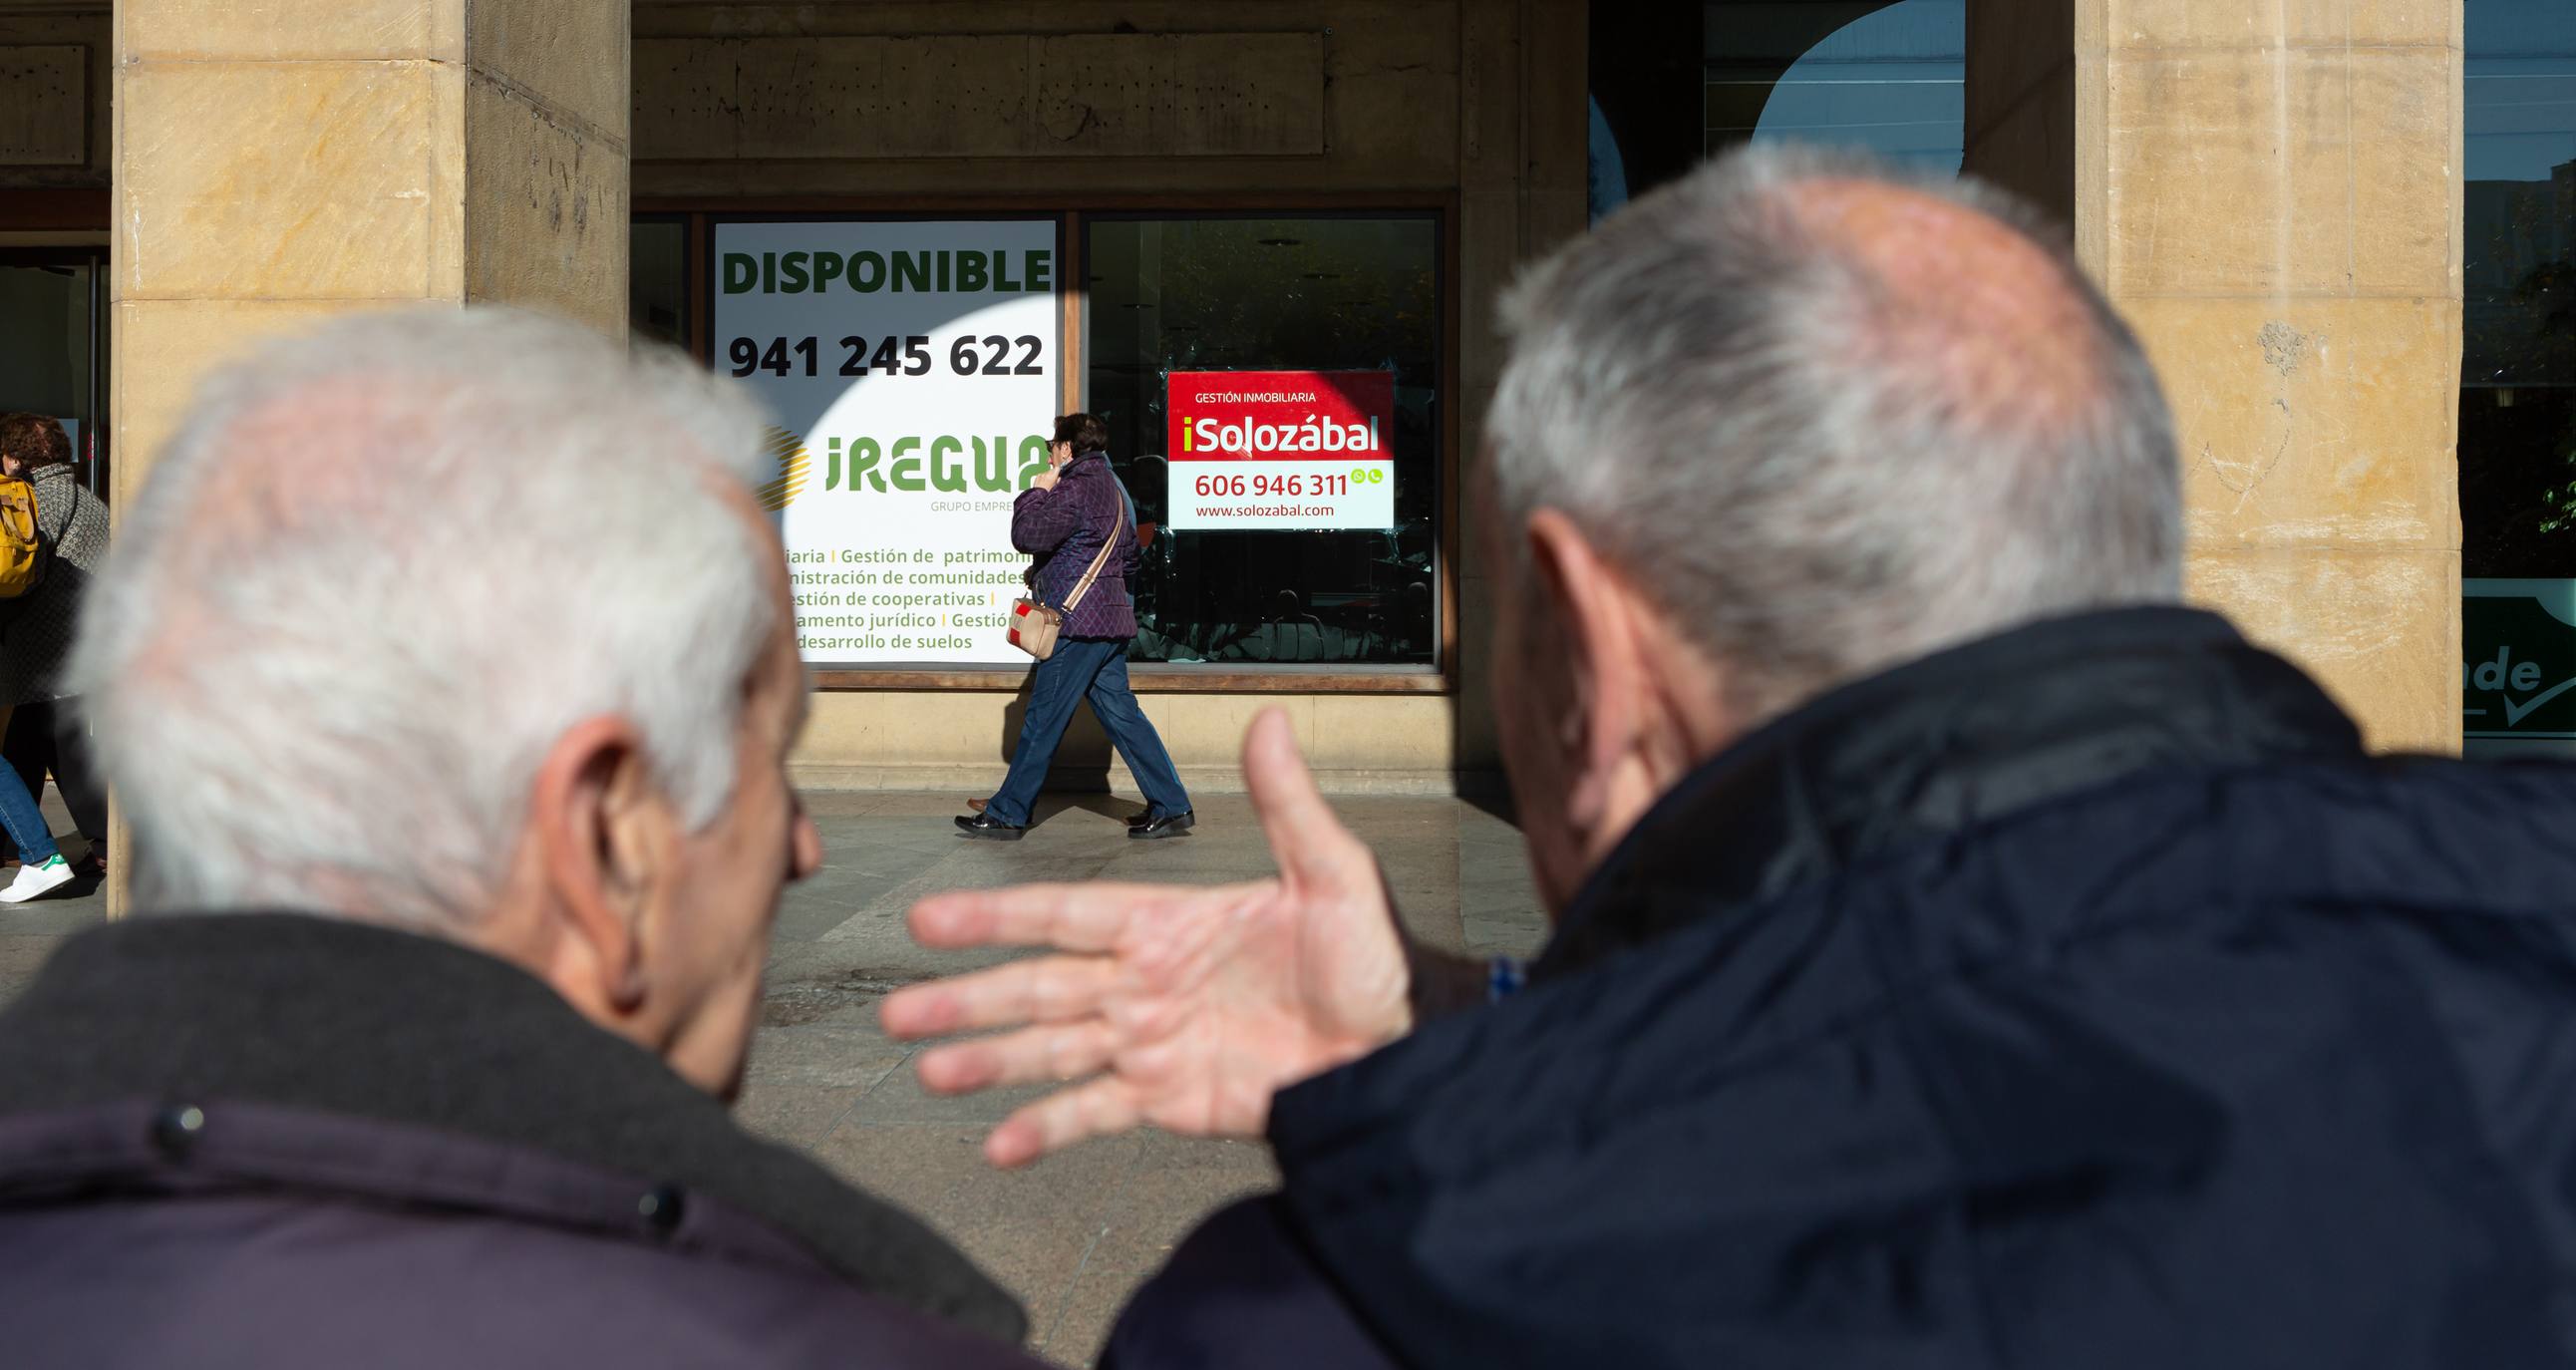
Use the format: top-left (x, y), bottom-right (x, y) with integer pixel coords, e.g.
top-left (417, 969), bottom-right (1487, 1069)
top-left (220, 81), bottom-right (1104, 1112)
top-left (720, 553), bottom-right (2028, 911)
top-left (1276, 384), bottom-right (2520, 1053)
top-left (0, 856), bottom-right (73, 904)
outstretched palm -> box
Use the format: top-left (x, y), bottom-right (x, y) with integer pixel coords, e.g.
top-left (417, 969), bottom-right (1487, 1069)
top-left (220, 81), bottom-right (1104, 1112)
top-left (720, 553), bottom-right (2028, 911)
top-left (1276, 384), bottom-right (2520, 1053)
top-left (880, 709), bottom-right (1412, 1167)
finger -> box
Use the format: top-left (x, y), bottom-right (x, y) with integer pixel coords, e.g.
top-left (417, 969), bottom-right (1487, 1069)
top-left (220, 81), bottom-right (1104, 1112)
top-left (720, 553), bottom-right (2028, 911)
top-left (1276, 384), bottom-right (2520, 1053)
top-left (916, 1020), bottom-right (1117, 1095)
top-left (907, 881), bottom-right (1199, 952)
top-left (985, 1076), bottom-right (1145, 1169)
top-left (878, 955), bottom-right (1117, 1039)
top-left (1240, 708), bottom-right (1370, 890)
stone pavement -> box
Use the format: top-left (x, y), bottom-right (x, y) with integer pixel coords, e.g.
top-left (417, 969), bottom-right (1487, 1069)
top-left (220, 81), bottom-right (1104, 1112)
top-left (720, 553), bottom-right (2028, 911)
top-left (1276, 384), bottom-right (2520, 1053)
top-left (0, 788), bottom-right (1545, 1367)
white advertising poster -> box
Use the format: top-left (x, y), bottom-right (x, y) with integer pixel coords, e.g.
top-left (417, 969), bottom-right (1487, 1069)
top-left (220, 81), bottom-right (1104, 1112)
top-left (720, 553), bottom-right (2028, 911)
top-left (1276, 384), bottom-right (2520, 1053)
top-left (713, 219), bottom-right (1060, 665)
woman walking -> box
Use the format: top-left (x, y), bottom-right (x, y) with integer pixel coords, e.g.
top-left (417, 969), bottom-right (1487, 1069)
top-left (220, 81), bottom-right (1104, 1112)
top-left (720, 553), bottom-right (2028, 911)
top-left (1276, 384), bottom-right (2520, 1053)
top-left (0, 413), bottom-right (104, 901)
top-left (959, 414), bottom-right (1193, 841)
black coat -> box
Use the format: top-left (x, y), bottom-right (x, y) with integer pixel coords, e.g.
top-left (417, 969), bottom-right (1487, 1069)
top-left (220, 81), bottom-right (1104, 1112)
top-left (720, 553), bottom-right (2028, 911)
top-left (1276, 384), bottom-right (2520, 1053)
top-left (1109, 607), bottom-right (2576, 1369)
top-left (0, 913), bottom-right (1039, 1369)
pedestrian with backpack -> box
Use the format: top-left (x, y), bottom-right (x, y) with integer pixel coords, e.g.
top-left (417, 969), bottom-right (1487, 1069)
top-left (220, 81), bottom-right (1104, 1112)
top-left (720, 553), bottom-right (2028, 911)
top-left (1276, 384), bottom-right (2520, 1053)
top-left (0, 413), bottom-right (106, 902)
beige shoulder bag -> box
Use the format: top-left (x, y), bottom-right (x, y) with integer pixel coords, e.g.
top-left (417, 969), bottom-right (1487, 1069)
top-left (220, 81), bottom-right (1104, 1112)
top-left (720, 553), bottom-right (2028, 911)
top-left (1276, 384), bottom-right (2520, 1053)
top-left (1007, 495), bottom-right (1127, 661)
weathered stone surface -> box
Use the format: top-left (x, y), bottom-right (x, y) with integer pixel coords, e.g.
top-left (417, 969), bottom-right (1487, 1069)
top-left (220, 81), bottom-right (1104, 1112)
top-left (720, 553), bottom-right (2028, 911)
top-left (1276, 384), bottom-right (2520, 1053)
top-left (1032, 32), bottom-right (1324, 157)
top-left (2104, 49), bottom-right (2363, 298)
top-left (2127, 295), bottom-right (2459, 549)
top-left (0, 45), bottom-right (86, 166)
top-left (2187, 546), bottom-right (2460, 754)
top-left (0, 12), bottom-right (109, 187)
top-left (464, 75), bottom-right (628, 333)
top-left (115, 60), bottom-right (464, 302)
top-left (1962, 65), bottom-right (2077, 223)
top-left (639, 30), bottom-right (1327, 163)
top-left (1966, 0), bottom-right (2075, 143)
top-left (2109, 0), bottom-right (2292, 50)
top-left (2345, 45), bottom-right (2458, 295)
top-left (109, 298), bottom-right (351, 507)
top-left (2288, 0), bottom-right (2461, 49)
top-left (632, 33), bottom-right (736, 161)
top-left (117, 0), bottom-right (463, 64)
top-left (2118, 0), bottom-right (2455, 50)
top-left (468, 0), bottom-right (628, 143)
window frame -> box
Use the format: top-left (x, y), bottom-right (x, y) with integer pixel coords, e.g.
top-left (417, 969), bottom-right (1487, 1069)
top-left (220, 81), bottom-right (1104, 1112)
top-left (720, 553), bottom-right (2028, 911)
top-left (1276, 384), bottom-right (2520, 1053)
top-left (641, 193), bottom-right (1460, 696)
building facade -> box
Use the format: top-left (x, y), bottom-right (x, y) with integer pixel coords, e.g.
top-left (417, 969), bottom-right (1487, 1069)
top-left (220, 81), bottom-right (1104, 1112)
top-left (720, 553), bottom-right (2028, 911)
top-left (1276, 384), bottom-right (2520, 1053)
top-left (1, 2), bottom-right (2567, 898)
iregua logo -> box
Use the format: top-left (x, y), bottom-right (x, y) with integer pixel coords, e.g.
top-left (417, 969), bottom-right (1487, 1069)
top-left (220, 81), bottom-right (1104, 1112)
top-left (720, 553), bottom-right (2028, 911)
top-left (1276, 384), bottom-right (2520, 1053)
top-left (1179, 414), bottom-right (1382, 456)
top-left (820, 433), bottom-right (1052, 494)
top-left (756, 427), bottom-right (810, 511)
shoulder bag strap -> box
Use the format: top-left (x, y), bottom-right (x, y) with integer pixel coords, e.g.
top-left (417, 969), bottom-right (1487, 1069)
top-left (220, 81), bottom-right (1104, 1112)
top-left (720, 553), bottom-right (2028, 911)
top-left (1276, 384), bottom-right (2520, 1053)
top-left (1059, 483), bottom-right (1128, 613)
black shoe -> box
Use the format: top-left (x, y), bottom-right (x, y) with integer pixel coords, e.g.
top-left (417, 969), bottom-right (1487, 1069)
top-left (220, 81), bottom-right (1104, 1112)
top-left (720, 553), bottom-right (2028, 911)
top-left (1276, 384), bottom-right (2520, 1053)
top-left (1128, 810), bottom-right (1194, 841)
top-left (955, 813), bottom-right (1026, 841)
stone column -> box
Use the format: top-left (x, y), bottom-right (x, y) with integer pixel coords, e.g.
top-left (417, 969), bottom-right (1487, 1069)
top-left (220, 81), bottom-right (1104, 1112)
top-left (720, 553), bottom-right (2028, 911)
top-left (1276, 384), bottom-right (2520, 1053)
top-left (1967, 0), bottom-right (2464, 753)
top-left (1454, 0), bottom-right (1589, 792)
top-left (107, 0), bottom-right (631, 911)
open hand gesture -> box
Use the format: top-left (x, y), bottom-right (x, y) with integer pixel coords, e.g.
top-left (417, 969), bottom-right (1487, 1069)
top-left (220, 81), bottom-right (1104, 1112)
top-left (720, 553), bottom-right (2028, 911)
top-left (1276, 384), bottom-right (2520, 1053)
top-left (880, 710), bottom-right (1413, 1167)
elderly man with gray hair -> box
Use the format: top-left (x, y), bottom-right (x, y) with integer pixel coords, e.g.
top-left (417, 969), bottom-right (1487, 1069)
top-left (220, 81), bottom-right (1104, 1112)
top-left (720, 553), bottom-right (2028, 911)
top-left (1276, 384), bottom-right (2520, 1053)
top-left (885, 146), bottom-right (2576, 1367)
top-left (0, 312), bottom-right (1041, 1368)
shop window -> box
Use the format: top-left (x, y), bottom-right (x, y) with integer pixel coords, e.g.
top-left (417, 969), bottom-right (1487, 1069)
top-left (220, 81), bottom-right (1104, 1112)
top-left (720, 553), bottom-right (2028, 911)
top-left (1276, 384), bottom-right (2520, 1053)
top-left (1084, 216), bottom-right (1441, 667)
top-left (1592, 1), bottom-right (1963, 214)
top-left (631, 216), bottom-right (690, 351)
top-left (2461, 0), bottom-right (2576, 755)
top-left (1726, 0), bottom-right (1963, 171)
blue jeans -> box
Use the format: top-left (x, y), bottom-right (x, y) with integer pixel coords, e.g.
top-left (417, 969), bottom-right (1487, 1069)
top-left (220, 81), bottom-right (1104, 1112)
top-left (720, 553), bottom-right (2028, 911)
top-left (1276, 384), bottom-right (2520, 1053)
top-left (988, 637), bottom-right (1191, 828)
top-left (0, 761), bottom-right (58, 865)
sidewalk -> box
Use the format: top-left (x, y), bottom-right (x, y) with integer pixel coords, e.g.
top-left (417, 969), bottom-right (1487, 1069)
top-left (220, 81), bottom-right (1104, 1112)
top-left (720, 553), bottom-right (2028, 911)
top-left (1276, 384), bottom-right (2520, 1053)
top-left (0, 788), bottom-right (1545, 1367)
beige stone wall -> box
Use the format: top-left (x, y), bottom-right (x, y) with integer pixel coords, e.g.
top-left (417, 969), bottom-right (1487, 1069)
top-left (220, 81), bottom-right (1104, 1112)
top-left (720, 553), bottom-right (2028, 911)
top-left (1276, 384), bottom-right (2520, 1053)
top-left (104, 0), bottom-right (632, 910)
top-left (111, 0), bottom-right (631, 485)
top-left (631, 0), bottom-right (1588, 794)
top-left (1970, 0), bottom-right (2466, 753)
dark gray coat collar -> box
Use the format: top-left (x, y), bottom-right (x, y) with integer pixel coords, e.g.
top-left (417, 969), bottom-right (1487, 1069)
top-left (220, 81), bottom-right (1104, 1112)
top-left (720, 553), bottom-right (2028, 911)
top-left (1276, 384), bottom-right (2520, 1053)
top-left (0, 911), bottom-right (1025, 1342)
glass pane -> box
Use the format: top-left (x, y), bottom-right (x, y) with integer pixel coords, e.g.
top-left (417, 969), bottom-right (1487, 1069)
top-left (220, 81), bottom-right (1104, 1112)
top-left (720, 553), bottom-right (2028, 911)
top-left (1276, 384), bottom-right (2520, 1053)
top-left (1591, 2), bottom-right (1965, 221)
top-left (1711, 0), bottom-right (1964, 169)
top-left (631, 218), bottom-right (690, 351)
top-left (1085, 216), bottom-right (1441, 667)
top-left (0, 260), bottom-right (101, 484)
top-left (2461, 0), bottom-right (2576, 754)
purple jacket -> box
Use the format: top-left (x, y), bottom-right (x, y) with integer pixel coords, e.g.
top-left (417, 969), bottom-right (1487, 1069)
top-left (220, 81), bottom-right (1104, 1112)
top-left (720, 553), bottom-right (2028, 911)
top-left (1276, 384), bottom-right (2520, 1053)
top-left (1014, 452), bottom-right (1138, 639)
top-left (0, 913), bottom-right (1041, 1370)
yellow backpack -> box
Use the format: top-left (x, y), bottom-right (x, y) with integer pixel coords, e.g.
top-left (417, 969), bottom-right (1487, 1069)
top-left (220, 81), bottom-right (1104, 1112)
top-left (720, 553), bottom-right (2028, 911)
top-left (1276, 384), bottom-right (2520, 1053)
top-left (0, 477), bottom-right (40, 599)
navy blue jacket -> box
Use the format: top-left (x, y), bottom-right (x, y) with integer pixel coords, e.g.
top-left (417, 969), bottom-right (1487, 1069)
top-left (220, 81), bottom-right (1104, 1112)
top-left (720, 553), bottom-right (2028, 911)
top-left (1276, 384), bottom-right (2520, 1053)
top-left (1107, 607), bottom-right (2576, 1369)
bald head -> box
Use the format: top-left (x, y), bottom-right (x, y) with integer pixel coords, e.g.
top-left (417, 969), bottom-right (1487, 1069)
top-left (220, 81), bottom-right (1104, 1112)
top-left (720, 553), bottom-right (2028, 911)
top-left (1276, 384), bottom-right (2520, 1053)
top-left (1487, 144), bottom-right (2179, 721)
top-left (1786, 177), bottom-right (2109, 442)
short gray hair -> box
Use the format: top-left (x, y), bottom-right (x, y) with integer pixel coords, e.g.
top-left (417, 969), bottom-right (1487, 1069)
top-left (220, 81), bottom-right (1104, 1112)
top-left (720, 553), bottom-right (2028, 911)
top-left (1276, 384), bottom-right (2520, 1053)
top-left (73, 308), bottom-right (781, 929)
top-left (1488, 144), bottom-right (2180, 719)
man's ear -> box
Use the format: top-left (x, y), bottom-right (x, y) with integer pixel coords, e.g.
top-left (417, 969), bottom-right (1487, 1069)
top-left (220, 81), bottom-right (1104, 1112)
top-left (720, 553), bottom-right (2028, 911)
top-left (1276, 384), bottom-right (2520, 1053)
top-left (1521, 509), bottom-right (1656, 830)
top-left (529, 716), bottom-right (666, 1014)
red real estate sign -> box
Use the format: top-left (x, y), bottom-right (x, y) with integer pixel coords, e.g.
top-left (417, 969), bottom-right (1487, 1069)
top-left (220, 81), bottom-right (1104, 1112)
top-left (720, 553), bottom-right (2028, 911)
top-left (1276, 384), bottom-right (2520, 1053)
top-left (1163, 369), bottom-right (1396, 530)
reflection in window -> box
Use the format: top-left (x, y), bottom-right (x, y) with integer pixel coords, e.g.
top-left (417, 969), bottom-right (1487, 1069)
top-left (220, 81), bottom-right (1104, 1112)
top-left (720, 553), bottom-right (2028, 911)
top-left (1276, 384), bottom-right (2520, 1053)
top-left (631, 217), bottom-right (690, 352)
top-left (1591, 2), bottom-right (1963, 216)
top-left (2461, 0), bottom-right (2576, 578)
top-left (1719, 0), bottom-right (1963, 171)
top-left (1085, 217), bottom-right (1440, 667)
